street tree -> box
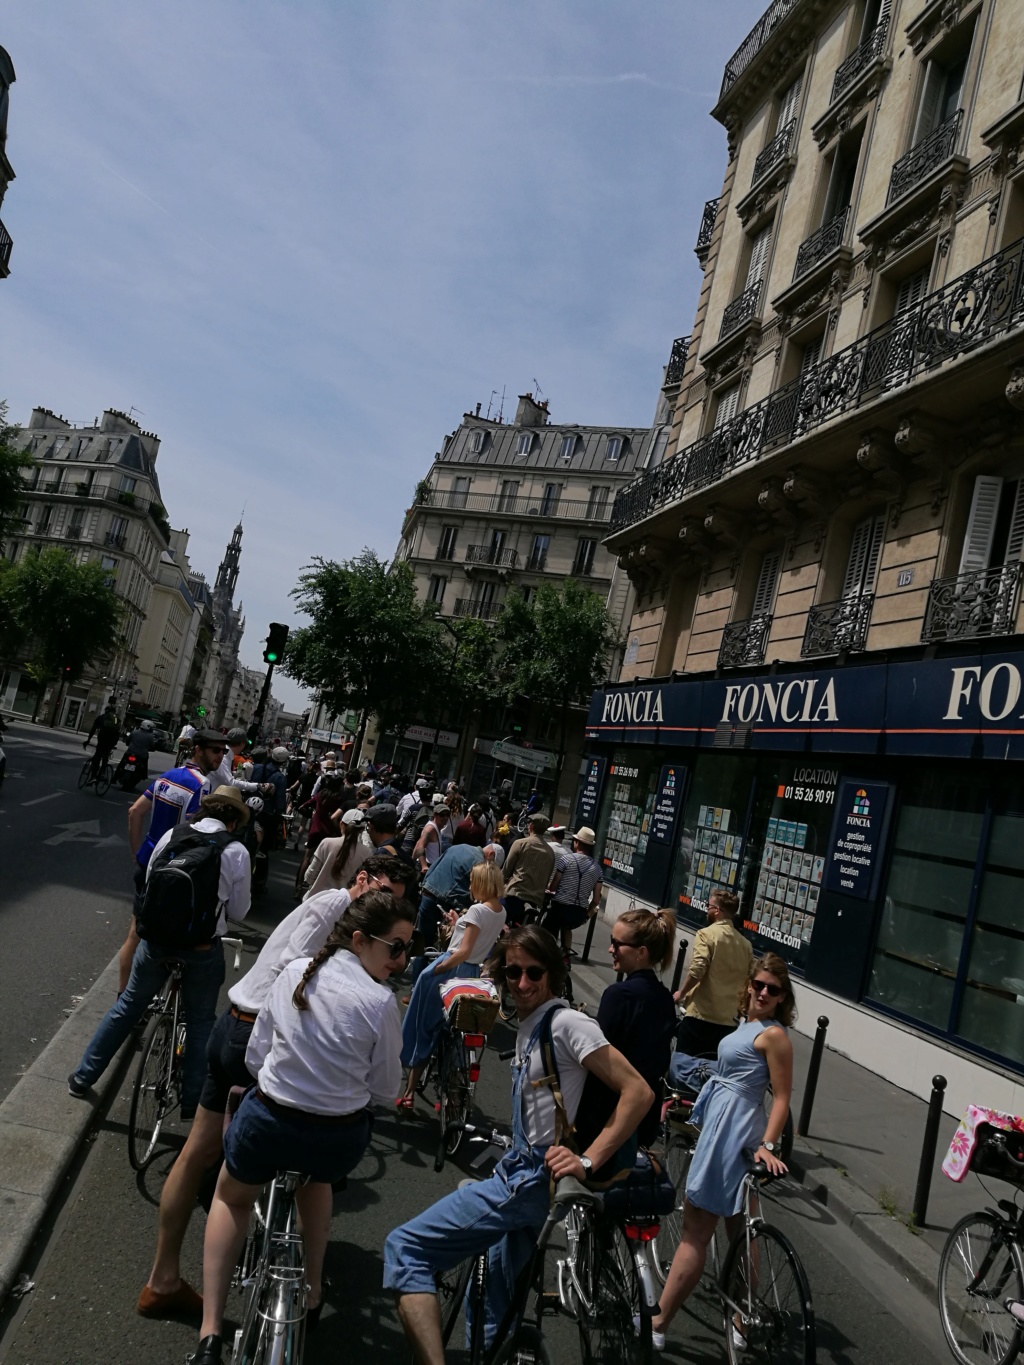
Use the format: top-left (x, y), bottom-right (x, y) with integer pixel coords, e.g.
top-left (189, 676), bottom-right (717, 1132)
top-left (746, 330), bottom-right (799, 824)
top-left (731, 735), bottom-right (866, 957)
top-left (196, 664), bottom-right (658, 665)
top-left (2, 547), bottom-right (122, 723)
top-left (495, 578), bottom-right (620, 791)
top-left (283, 549), bottom-right (445, 755)
top-left (0, 401), bottom-right (35, 556)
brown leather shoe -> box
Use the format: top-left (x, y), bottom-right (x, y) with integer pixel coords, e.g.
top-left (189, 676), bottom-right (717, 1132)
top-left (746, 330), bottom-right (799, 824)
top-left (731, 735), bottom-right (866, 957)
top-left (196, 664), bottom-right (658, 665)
top-left (136, 1279), bottom-right (203, 1319)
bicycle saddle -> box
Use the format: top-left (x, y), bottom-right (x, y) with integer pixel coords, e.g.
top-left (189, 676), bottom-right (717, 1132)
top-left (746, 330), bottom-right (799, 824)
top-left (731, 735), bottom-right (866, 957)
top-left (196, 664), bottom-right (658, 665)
top-left (554, 1176), bottom-right (604, 1209)
top-left (749, 1158), bottom-right (784, 1183)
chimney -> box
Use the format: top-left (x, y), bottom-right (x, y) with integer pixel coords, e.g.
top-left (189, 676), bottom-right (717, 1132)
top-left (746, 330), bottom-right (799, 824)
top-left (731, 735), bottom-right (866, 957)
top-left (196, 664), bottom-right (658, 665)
top-left (515, 393), bottom-right (549, 428)
top-left (474, 402), bottom-right (482, 417)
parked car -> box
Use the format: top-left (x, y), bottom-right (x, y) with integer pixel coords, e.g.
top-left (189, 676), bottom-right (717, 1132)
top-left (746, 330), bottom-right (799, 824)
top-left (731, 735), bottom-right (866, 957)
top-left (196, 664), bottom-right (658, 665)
top-left (150, 726), bottom-right (174, 753)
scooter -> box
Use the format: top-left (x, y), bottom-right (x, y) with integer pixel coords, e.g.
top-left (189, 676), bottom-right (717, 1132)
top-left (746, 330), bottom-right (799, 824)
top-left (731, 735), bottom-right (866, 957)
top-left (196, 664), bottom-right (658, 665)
top-left (115, 749), bottom-right (149, 792)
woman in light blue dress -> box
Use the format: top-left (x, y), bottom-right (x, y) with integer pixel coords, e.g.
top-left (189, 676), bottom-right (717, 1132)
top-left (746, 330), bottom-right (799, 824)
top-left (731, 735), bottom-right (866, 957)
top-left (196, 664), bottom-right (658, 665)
top-left (652, 952), bottom-right (795, 1346)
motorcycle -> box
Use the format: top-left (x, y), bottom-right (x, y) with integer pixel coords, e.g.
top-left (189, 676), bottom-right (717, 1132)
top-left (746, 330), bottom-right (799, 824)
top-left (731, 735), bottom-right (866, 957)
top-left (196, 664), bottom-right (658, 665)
top-left (115, 749), bottom-right (149, 792)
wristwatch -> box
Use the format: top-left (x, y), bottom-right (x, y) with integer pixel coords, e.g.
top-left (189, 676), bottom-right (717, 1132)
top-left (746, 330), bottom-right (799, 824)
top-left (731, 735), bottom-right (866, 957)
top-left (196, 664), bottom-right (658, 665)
top-left (761, 1140), bottom-right (778, 1155)
top-left (580, 1156), bottom-right (594, 1177)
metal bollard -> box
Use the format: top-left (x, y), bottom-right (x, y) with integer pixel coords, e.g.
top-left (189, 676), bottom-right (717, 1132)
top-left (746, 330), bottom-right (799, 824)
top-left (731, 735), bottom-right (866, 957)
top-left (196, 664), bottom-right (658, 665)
top-left (912, 1075), bottom-right (947, 1229)
top-left (670, 940), bottom-right (689, 996)
top-left (797, 1016), bottom-right (830, 1139)
top-left (580, 913), bottom-right (599, 965)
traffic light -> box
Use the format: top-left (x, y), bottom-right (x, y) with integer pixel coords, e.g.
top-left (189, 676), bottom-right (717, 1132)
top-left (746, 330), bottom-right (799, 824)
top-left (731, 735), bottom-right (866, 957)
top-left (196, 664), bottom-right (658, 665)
top-left (195, 705), bottom-right (207, 718)
top-left (264, 622), bottom-right (289, 665)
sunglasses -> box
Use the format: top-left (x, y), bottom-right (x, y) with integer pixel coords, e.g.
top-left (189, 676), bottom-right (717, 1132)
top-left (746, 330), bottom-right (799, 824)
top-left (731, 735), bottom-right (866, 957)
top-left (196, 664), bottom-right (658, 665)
top-left (609, 936), bottom-right (639, 951)
top-left (752, 979), bottom-right (784, 998)
top-left (504, 964), bottom-right (547, 984)
top-left (369, 935), bottom-right (410, 960)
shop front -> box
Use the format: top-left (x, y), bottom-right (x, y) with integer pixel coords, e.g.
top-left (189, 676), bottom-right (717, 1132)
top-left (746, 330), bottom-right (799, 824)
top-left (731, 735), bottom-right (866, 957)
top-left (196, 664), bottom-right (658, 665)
top-left (581, 648), bottom-right (1024, 1108)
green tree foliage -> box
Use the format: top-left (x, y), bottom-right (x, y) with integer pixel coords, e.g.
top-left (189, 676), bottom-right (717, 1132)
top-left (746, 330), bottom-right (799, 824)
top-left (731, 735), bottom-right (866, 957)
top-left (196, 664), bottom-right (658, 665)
top-left (0, 401), bottom-right (35, 556)
top-left (1, 547), bottom-right (122, 721)
top-left (283, 550), bottom-right (445, 750)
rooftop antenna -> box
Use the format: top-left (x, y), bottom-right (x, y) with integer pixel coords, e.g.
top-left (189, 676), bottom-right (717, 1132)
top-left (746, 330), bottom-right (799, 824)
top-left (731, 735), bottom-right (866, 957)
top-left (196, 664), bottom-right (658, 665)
top-left (486, 389), bottom-right (499, 420)
top-left (127, 406), bottom-right (146, 422)
top-left (532, 379), bottom-right (545, 402)
top-left (496, 385), bottom-right (506, 423)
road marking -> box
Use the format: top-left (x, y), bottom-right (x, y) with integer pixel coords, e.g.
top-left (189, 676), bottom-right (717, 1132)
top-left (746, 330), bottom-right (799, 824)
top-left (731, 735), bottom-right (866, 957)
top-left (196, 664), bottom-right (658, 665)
top-left (23, 791), bottom-right (66, 806)
top-left (43, 819), bottom-right (124, 847)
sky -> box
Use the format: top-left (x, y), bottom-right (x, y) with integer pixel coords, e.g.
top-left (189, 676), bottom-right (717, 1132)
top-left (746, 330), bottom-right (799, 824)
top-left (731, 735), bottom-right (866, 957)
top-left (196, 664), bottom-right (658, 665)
top-left (0, 0), bottom-right (767, 712)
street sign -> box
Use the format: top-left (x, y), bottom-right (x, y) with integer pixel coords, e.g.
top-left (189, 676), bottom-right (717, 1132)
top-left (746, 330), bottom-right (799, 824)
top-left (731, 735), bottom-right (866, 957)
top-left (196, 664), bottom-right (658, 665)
top-left (491, 740), bottom-right (555, 771)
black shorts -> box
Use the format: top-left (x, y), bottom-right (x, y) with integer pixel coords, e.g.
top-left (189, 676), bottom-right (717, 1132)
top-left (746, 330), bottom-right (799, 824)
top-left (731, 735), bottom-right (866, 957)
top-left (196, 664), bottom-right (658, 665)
top-left (198, 1007), bottom-right (257, 1113)
top-left (542, 901), bottom-right (588, 933)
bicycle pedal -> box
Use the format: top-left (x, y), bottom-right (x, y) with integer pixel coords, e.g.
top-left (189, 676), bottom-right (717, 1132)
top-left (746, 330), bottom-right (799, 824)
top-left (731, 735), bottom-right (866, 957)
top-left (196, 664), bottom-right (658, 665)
top-left (539, 1290), bottom-right (560, 1311)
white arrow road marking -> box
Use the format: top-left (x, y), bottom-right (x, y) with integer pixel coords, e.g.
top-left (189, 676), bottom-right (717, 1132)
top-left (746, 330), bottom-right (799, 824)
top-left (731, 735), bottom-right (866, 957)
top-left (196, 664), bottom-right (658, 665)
top-left (44, 819), bottom-right (102, 845)
top-left (23, 791), bottom-right (66, 806)
top-left (93, 834), bottom-right (124, 846)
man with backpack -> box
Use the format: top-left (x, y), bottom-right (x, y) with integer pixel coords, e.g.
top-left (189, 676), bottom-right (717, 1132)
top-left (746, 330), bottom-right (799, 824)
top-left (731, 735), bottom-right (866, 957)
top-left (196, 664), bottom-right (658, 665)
top-left (68, 786), bottom-right (252, 1115)
top-left (83, 702), bottom-right (121, 779)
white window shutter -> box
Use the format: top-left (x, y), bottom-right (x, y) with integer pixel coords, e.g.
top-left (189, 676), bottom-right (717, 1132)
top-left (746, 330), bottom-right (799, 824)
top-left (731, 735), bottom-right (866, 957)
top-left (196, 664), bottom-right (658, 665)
top-left (1005, 481), bottom-right (1024, 566)
top-left (778, 76), bottom-right (802, 131)
top-left (715, 385), bottom-right (741, 428)
top-left (959, 475), bottom-right (1004, 575)
top-left (913, 62), bottom-right (944, 143)
top-left (752, 550), bottom-right (782, 616)
top-left (895, 267), bottom-right (928, 316)
top-left (842, 514), bottom-right (885, 597)
top-left (862, 514), bottom-right (885, 593)
top-left (800, 335), bottom-right (824, 376)
top-left (745, 224), bottom-right (773, 291)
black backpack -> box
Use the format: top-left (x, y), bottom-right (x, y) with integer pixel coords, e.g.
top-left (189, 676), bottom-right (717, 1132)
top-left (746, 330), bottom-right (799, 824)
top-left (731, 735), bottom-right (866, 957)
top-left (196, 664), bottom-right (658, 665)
top-left (399, 799), bottom-right (432, 857)
top-left (137, 825), bottom-right (234, 947)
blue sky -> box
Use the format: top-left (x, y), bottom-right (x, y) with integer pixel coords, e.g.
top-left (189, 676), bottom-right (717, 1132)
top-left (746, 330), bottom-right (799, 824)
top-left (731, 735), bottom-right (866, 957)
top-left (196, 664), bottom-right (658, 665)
top-left (0, 1), bottom-right (766, 711)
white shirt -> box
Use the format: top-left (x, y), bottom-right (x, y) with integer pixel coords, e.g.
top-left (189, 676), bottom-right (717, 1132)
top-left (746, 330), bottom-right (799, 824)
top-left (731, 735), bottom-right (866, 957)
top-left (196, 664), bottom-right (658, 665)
top-left (302, 834), bottom-right (374, 899)
top-left (420, 819), bottom-right (448, 867)
top-left (230, 889), bottom-right (351, 1013)
top-left (449, 901), bottom-right (507, 963)
top-left (397, 791), bottom-right (422, 824)
top-left (246, 949), bottom-right (403, 1115)
top-left (147, 817), bottom-right (251, 936)
top-left (516, 1000), bottom-right (607, 1147)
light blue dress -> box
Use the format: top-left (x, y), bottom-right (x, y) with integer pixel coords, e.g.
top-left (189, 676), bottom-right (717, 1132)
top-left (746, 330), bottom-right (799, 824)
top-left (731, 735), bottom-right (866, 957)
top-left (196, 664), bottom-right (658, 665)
top-left (675, 1019), bottom-right (784, 1217)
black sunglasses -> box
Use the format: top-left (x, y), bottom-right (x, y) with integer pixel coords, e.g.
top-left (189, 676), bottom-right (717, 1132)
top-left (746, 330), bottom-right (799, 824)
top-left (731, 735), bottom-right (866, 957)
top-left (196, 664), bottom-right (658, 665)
top-left (609, 936), bottom-right (640, 951)
top-left (752, 978), bottom-right (784, 998)
top-left (505, 964), bottom-right (547, 984)
top-left (370, 935), bottom-right (409, 961)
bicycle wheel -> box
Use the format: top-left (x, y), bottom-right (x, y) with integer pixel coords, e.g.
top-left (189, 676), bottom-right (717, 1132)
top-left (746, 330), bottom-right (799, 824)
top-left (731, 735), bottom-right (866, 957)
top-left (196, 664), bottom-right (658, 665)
top-left (721, 1223), bottom-right (815, 1365)
top-left (127, 1011), bottom-right (175, 1170)
top-left (437, 1256), bottom-right (474, 1347)
top-left (439, 1037), bottom-right (471, 1157)
top-left (491, 1324), bottom-right (555, 1365)
top-left (939, 1212), bottom-right (1024, 1365)
top-left (650, 1133), bottom-right (694, 1285)
top-left (94, 762), bottom-right (113, 796)
top-left (77, 758), bottom-right (93, 790)
top-left (576, 1216), bottom-right (652, 1365)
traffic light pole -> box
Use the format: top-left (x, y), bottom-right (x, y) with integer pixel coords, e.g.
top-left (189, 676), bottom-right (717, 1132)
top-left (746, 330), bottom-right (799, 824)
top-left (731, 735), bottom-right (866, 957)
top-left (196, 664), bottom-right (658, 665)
top-left (247, 661), bottom-right (276, 743)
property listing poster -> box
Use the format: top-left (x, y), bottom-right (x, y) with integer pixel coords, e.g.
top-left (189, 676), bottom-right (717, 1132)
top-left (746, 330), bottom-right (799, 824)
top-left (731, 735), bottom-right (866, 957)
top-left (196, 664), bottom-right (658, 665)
top-left (684, 804), bottom-right (744, 909)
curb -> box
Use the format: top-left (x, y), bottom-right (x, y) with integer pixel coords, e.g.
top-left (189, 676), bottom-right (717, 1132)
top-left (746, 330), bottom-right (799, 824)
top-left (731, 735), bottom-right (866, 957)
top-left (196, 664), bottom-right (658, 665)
top-left (0, 953), bottom-right (132, 1306)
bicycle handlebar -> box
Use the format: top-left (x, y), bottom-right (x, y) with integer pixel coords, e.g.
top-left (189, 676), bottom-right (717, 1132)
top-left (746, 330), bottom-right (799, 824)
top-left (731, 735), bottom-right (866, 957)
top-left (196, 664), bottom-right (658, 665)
top-left (221, 936), bottom-right (244, 972)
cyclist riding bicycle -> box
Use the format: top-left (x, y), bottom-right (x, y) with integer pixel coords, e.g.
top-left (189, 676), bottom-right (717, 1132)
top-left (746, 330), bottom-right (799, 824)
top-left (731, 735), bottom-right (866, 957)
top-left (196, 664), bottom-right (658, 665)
top-left (384, 924), bottom-right (652, 1358)
top-left (83, 703), bottom-right (121, 779)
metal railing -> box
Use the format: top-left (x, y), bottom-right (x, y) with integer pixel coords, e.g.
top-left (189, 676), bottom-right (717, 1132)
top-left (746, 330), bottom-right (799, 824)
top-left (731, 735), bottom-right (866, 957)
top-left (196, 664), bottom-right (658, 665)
top-left (419, 488), bottom-right (612, 522)
top-left (695, 198), bottom-right (720, 255)
top-left (452, 597), bottom-right (501, 620)
top-left (719, 613), bottom-right (773, 668)
top-left (793, 207), bottom-right (850, 280)
top-left (921, 564), bottom-right (1024, 642)
top-left (831, 17), bottom-right (889, 103)
top-left (721, 0), bottom-right (801, 97)
top-left (802, 594), bottom-right (873, 657)
top-left (611, 233), bottom-right (1024, 533)
top-left (64, 523), bottom-right (86, 540)
top-left (105, 530), bottom-right (127, 549)
top-left (0, 218), bottom-right (11, 273)
top-left (665, 336), bottom-right (690, 386)
top-left (465, 544), bottom-right (518, 568)
top-left (887, 109), bottom-right (963, 205)
top-left (435, 545), bottom-right (457, 561)
top-left (720, 282), bottom-right (763, 340)
top-left (753, 119), bottom-right (796, 185)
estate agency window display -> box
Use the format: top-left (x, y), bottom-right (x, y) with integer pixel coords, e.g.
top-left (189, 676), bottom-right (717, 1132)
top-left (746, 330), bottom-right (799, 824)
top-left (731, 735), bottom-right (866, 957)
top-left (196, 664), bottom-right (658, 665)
top-left (595, 750), bottom-right (663, 893)
top-left (671, 754), bottom-right (759, 919)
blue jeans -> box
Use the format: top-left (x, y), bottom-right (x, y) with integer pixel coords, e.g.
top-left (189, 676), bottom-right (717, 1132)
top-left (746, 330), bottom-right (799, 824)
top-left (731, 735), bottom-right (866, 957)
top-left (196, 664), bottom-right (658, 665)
top-left (73, 938), bottom-right (226, 1112)
top-left (400, 953), bottom-right (480, 1068)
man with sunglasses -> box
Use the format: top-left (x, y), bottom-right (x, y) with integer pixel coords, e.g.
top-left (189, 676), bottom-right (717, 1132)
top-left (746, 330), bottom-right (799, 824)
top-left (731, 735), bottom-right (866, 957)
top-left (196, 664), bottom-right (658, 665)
top-left (137, 853), bottom-right (409, 1322)
top-left (673, 887), bottom-right (754, 1059)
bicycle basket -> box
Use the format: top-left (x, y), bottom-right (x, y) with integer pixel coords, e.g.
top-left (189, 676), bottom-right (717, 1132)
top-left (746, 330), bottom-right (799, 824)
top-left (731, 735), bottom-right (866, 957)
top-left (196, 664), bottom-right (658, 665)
top-left (970, 1124), bottom-right (1024, 1186)
top-left (440, 978), bottom-right (501, 1034)
top-left (601, 1151), bottom-right (677, 1218)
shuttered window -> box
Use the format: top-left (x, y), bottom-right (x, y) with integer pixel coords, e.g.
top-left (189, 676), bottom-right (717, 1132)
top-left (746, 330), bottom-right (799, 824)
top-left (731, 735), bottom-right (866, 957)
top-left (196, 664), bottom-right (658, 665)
top-left (842, 514), bottom-right (886, 598)
top-left (778, 76), bottom-right (802, 131)
top-left (745, 224), bottom-right (773, 291)
top-left (1005, 483), bottom-right (1024, 566)
top-left (714, 385), bottom-right (741, 429)
top-left (895, 266), bottom-right (929, 316)
top-left (958, 476), bottom-right (1003, 575)
top-left (800, 335), bottom-right (824, 377)
top-left (752, 550), bottom-right (782, 616)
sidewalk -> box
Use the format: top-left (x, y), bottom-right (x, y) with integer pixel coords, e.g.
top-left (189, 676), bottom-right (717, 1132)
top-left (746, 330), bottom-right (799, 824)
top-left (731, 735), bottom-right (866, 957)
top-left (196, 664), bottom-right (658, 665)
top-left (568, 913), bottom-right (994, 1299)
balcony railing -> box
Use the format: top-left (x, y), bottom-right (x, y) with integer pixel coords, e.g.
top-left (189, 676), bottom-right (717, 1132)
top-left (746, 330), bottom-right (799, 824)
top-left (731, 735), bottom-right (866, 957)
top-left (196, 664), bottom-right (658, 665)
top-left (831, 17), bottom-right (889, 103)
top-left (465, 544), bottom-right (518, 568)
top-left (719, 613), bottom-right (773, 668)
top-left (0, 218), bottom-right (11, 275)
top-left (801, 594), bottom-right (873, 657)
top-left (452, 597), bottom-right (501, 620)
top-left (611, 233), bottom-right (1024, 534)
top-left (793, 207), bottom-right (850, 281)
top-left (435, 545), bottom-right (457, 561)
top-left (695, 198), bottom-right (720, 256)
top-left (665, 336), bottom-right (690, 386)
top-left (887, 109), bottom-right (963, 205)
top-left (720, 282), bottom-right (763, 340)
top-left (921, 564), bottom-right (1024, 643)
top-left (721, 0), bottom-right (801, 97)
top-left (105, 530), bottom-right (127, 549)
top-left (419, 489), bottom-right (612, 522)
top-left (64, 523), bottom-right (85, 540)
top-left (752, 119), bottom-right (796, 185)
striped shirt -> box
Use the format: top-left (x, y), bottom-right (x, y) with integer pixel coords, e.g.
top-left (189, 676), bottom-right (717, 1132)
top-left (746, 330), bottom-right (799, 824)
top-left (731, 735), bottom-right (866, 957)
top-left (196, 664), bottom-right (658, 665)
top-left (553, 850), bottom-right (602, 908)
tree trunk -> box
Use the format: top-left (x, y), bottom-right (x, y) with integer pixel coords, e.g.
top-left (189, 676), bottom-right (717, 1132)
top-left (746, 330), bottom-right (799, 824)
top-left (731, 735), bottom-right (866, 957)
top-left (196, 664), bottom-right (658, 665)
top-left (31, 679), bottom-right (47, 723)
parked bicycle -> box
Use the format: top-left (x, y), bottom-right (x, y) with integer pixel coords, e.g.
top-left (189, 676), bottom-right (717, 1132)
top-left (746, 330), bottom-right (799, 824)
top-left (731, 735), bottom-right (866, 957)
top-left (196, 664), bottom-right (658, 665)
top-left (77, 753), bottom-right (114, 797)
top-left (231, 1167), bottom-right (308, 1365)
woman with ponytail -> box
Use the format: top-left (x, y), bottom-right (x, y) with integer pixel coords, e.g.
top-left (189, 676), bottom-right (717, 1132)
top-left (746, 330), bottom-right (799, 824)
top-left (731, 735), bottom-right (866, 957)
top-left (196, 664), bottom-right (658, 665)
top-left (573, 907), bottom-right (678, 1159)
top-left (301, 806), bottom-right (372, 898)
top-left (192, 891), bottom-right (414, 1365)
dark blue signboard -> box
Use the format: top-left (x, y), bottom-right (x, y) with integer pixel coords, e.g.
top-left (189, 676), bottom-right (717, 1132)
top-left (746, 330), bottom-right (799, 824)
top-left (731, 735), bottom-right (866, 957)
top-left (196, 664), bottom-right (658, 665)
top-left (650, 764), bottom-right (684, 845)
top-left (574, 756), bottom-right (608, 831)
top-left (824, 780), bottom-right (892, 899)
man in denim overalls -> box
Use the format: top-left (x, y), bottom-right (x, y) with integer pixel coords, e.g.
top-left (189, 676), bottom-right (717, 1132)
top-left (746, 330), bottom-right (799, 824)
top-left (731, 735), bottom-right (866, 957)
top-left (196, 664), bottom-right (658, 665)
top-left (385, 925), bottom-right (653, 1364)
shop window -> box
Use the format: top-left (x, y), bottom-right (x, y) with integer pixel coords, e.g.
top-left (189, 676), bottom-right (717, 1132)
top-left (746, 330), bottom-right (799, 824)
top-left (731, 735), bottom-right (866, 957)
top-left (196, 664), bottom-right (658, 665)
top-left (670, 754), bottom-right (760, 921)
top-left (957, 475), bottom-right (1024, 576)
top-left (594, 751), bottom-right (664, 894)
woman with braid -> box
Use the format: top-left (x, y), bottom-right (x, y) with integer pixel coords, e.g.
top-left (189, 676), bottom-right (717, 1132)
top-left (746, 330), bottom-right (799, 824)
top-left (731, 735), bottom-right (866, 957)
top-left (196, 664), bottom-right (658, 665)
top-left (190, 891), bottom-right (414, 1365)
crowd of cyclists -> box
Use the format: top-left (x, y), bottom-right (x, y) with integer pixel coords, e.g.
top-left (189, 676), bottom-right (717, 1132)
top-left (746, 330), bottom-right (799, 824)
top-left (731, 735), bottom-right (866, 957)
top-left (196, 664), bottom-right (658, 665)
top-left (62, 729), bottom-right (796, 1364)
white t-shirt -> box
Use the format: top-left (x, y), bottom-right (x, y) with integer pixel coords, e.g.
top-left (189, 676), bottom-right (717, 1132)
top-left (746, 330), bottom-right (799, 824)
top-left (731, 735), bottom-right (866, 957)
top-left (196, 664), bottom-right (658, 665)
top-left (449, 901), bottom-right (507, 963)
top-left (230, 889), bottom-right (351, 1013)
top-left (246, 949), bottom-right (403, 1115)
top-left (515, 1000), bottom-right (607, 1147)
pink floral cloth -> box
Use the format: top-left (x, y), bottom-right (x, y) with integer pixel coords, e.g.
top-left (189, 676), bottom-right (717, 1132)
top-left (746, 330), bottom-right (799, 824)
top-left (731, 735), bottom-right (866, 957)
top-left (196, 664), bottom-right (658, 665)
top-left (943, 1104), bottom-right (1024, 1182)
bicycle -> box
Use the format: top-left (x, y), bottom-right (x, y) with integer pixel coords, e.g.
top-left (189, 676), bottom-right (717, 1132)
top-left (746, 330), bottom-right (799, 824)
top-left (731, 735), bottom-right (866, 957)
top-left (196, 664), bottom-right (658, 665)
top-left (231, 1167), bottom-right (308, 1365)
top-left (77, 753), bottom-right (114, 796)
top-left (127, 937), bottom-right (244, 1170)
top-left (420, 977), bottom-right (499, 1166)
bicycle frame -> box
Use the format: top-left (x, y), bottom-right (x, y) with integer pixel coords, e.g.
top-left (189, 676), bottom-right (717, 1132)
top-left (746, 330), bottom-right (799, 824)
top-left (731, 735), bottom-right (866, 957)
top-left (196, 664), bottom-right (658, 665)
top-left (233, 1171), bottom-right (307, 1365)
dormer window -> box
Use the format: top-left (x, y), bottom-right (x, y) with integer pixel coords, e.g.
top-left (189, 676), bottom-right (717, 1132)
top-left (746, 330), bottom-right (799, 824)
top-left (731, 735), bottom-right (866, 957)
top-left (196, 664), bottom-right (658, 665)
top-left (516, 432), bottom-right (533, 456)
top-left (52, 436), bottom-right (68, 458)
top-left (605, 436), bottom-right (623, 461)
top-left (469, 429), bottom-right (486, 454)
top-left (560, 433), bottom-right (578, 460)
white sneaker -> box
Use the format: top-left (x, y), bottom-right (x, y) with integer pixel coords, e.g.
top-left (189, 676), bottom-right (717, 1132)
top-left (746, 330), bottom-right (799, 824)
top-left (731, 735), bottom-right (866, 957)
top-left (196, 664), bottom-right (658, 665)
top-left (633, 1314), bottom-right (666, 1351)
top-left (731, 1323), bottom-right (748, 1352)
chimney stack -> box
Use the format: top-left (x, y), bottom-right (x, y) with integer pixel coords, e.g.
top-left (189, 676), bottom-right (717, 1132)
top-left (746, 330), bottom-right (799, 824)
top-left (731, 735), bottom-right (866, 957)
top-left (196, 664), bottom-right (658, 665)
top-left (515, 393), bottom-right (549, 427)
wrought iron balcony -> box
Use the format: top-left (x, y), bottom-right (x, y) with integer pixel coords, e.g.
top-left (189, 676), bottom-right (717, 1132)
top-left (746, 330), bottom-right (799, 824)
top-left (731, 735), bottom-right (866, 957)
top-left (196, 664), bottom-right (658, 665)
top-left (887, 109), bottom-right (963, 206)
top-left (831, 17), bottom-right (889, 103)
top-left (452, 597), bottom-right (501, 620)
top-left (0, 218), bottom-right (11, 276)
top-left (664, 336), bottom-right (690, 386)
top-left (435, 545), bottom-right (457, 561)
top-left (695, 198), bottom-right (720, 257)
top-left (801, 595), bottom-right (873, 657)
top-left (752, 119), bottom-right (796, 185)
top-left (721, 0), bottom-right (801, 97)
top-left (720, 282), bottom-right (763, 340)
top-left (64, 523), bottom-right (85, 540)
top-left (465, 544), bottom-right (518, 568)
top-left (793, 208), bottom-right (850, 281)
top-left (921, 564), bottom-right (1024, 643)
top-left (719, 613), bottom-right (773, 669)
top-left (105, 530), bottom-right (127, 549)
top-left (610, 232), bottom-right (1024, 534)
